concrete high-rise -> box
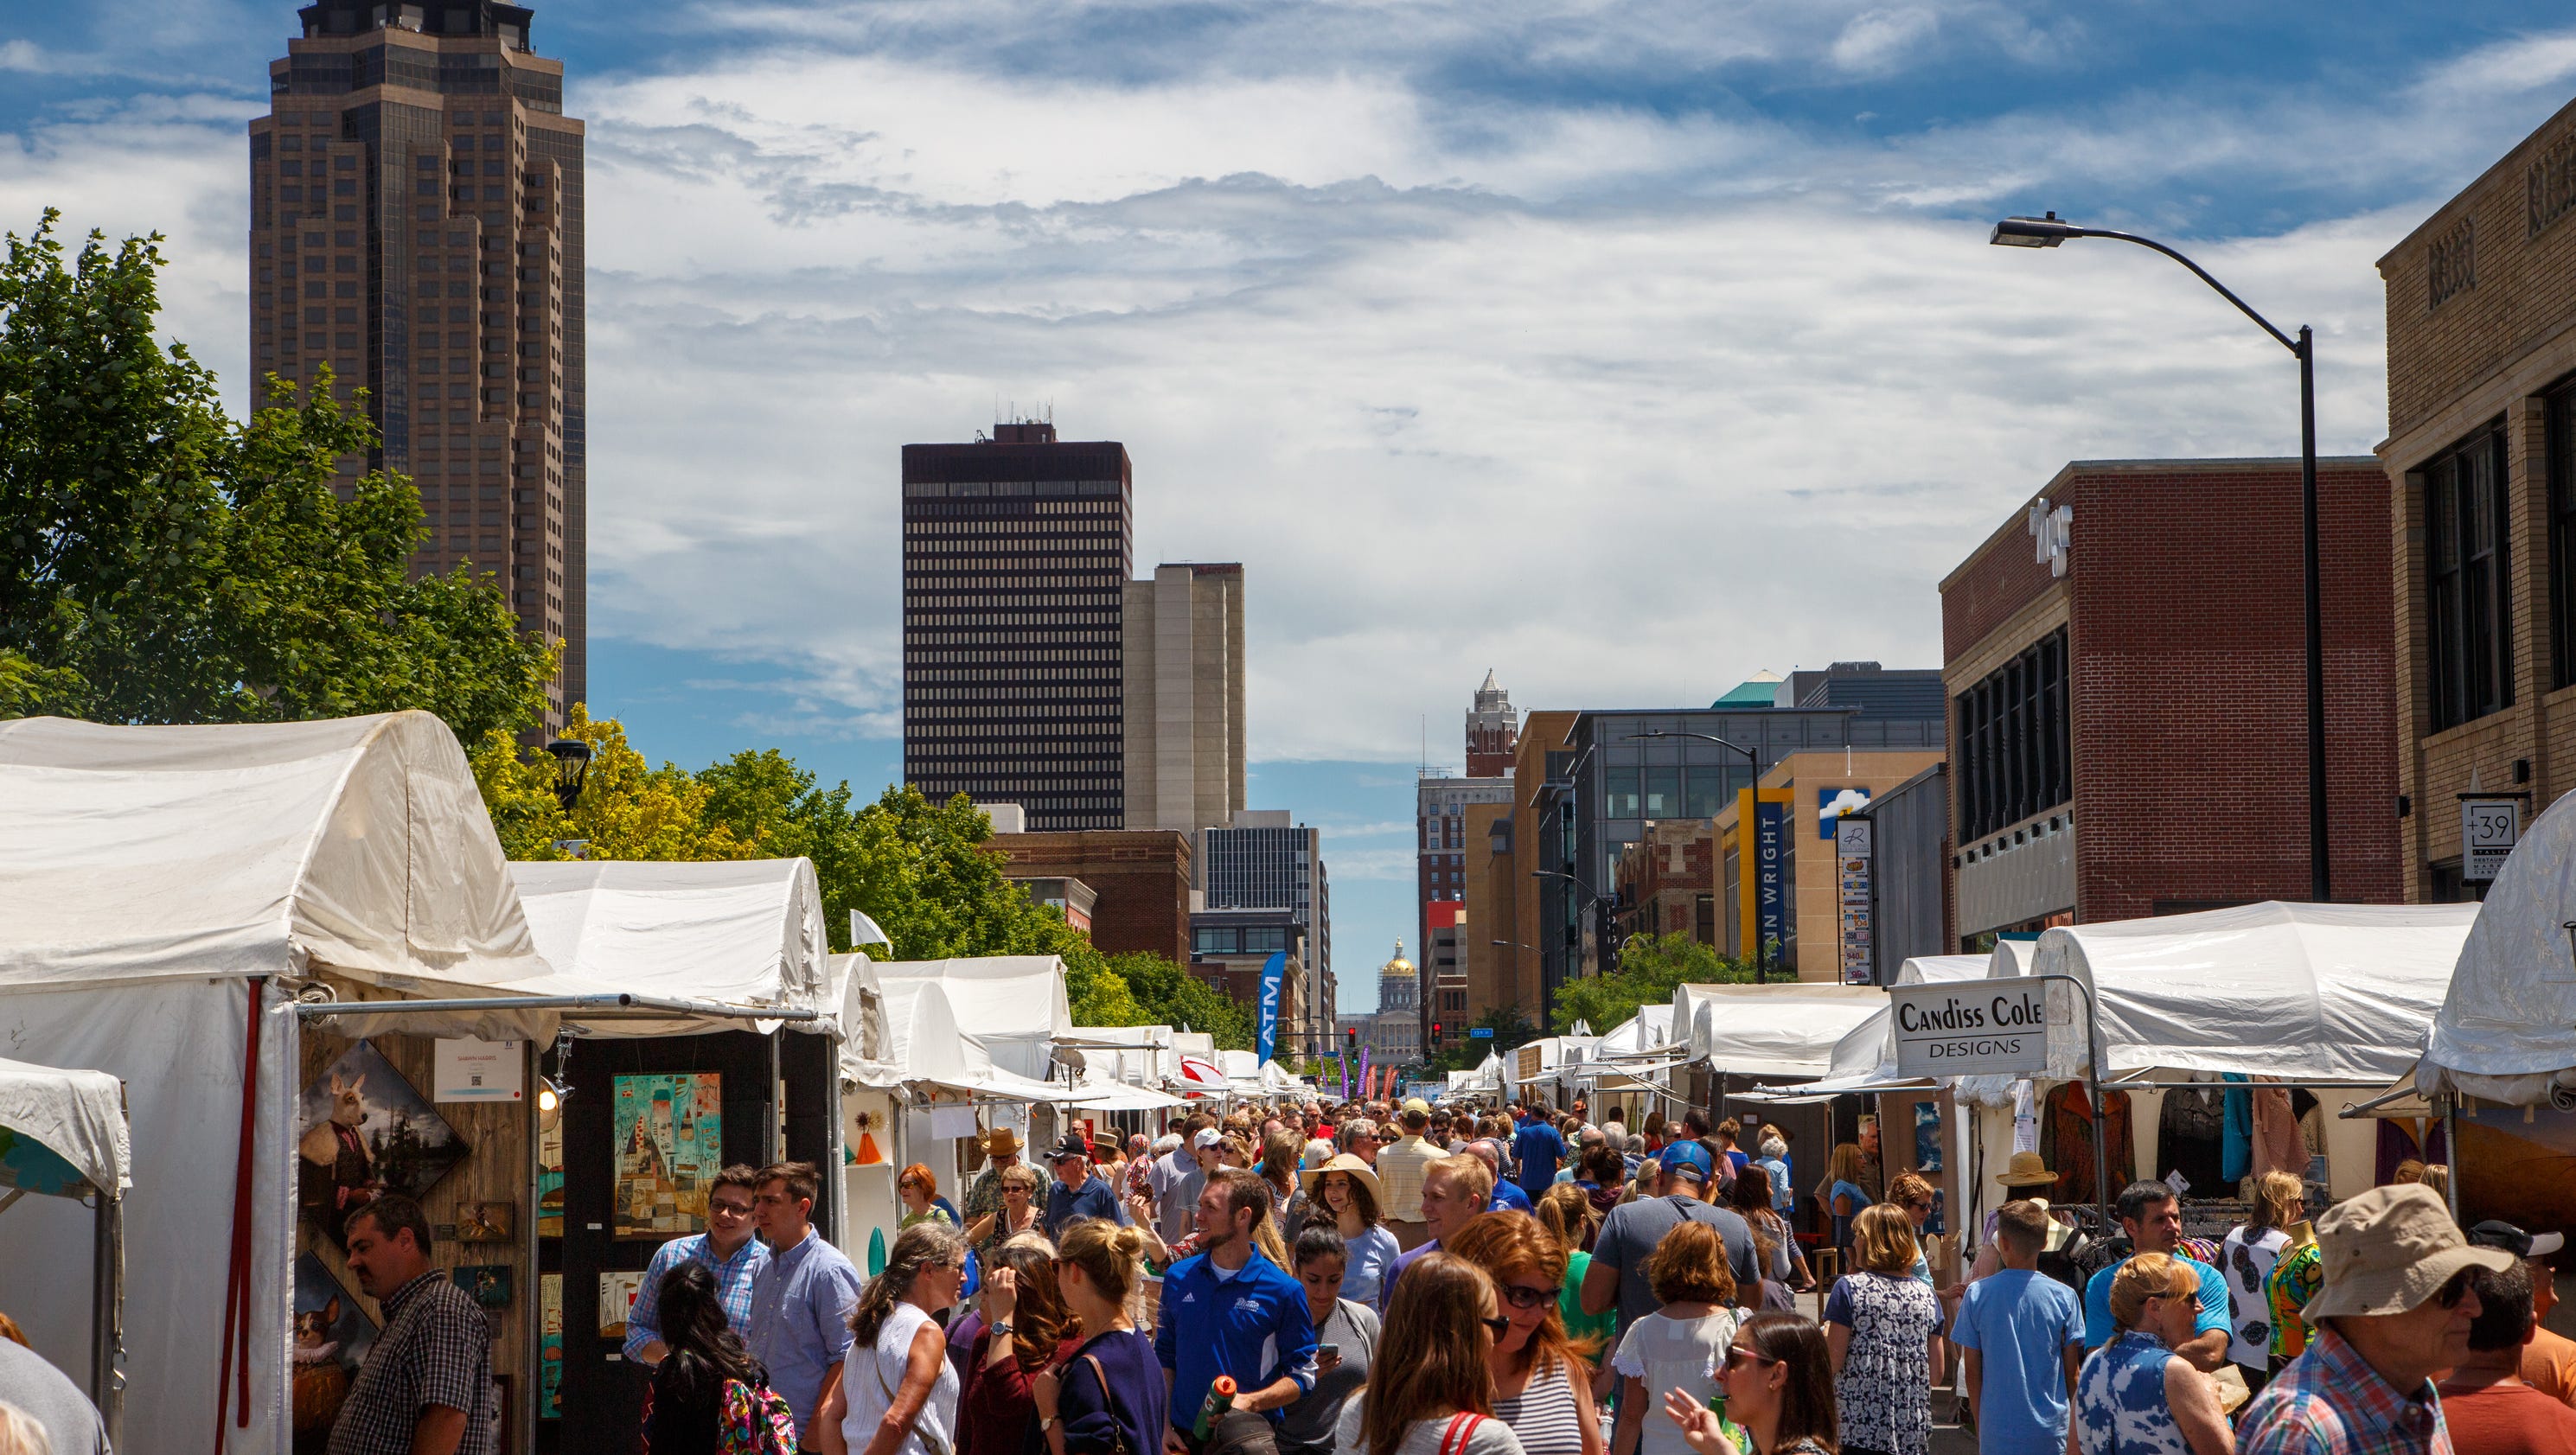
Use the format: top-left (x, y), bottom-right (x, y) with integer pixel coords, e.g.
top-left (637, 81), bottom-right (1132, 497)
top-left (250, 0), bottom-right (586, 724)
top-left (901, 421), bottom-right (1133, 830)
top-left (1123, 564), bottom-right (1246, 833)
top-left (1202, 809), bottom-right (1332, 1028)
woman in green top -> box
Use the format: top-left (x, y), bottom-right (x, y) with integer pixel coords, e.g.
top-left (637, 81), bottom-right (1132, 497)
top-left (898, 1162), bottom-right (956, 1229)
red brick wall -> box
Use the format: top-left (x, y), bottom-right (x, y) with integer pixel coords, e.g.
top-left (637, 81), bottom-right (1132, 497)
top-left (995, 831), bottom-right (1192, 964)
top-left (1942, 505), bottom-right (2062, 663)
top-left (2063, 460), bottom-right (2402, 916)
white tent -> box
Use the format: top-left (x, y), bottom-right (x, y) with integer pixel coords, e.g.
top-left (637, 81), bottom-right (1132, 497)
top-left (1998, 900), bottom-right (2477, 1090)
top-left (1674, 981), bottom-right (1889, 1079)
top-left (1744, 956), bottom-right (1991, 1102)
top-left (862, 977), bottom-right (1070, 1101)
top-left (877, 956), bottom-right (1074, 1084)
top-left (506, 858), bottom-right (834, 1036)
top-left (0, 712), bottom-right (555, 1455)
top-left (2421, 791), bottom-right (2576, 1103)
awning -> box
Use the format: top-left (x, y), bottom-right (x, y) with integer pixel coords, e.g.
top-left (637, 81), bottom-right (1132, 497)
top-left (0, 1057), bottom-right (129, 1198)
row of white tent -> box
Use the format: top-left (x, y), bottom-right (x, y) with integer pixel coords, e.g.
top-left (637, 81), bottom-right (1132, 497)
top-left (0, 712), bottom-right (1310, 1453)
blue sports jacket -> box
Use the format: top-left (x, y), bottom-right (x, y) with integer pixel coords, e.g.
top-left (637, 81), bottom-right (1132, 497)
top-left (1154, 1249), bottom-right (1318, 1429)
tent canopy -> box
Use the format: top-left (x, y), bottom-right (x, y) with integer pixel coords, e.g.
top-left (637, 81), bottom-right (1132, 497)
top-left (0, 1058), bottom-right (128, 1197)
top-left (2012, 900), bottom-right (2476, 1085)
top-left (1675, 981), bottom-right (1888, 1079)
top-left (2423, 791), bottom-right (2576, 1102)
top-left (857, 976), bottom-right (1071, 1101)
top-left (505, 858), bottom-right (832, 1037)
top-left (0, 712), bottom-right (546, 993)
top-left (877, 957), bottom-right (1072, 1082)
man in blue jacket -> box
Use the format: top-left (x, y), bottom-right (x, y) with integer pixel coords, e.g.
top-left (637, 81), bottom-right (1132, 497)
top-left (1157, 1166), bottom-right (1318, 1455)
top-left (1510, 1106), bottom-right (1569, 1202)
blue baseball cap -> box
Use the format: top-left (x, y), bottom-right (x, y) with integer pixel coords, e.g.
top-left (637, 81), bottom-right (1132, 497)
top-left (1659, 1141), bottom-right (1715, 1182)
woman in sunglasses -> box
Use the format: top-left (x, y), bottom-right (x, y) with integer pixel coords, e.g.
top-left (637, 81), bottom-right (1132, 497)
top-left (975, 1165), bottom-right (1043, 1260)
top-left (1341, 1253), bottom-right (1525, 1455)
top-left (1450, 1211), bottom-right (1606, 1455)
top-left (1611, 1221), bottom-right (1739, 1455)
top-left (1660, 1311), bottom-right (1839, 1455)
top-left (2074, 1254), bottom-right (2234, 1455)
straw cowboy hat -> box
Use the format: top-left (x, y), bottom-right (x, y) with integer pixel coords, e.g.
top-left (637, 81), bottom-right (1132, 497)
top-left (982, 1126), bottom-right (1024, 1158)
top-left (1996, 1152), bottom-right (2058, 1188)
top-left (1300, 1153), bottom-right (1383, 1201)
top-left (2302, 1184), bottom-right (2514, 1322)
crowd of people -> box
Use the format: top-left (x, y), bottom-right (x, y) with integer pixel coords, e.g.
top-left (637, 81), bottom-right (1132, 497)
top-left (3, 1092), bottom-right (2569, 1455)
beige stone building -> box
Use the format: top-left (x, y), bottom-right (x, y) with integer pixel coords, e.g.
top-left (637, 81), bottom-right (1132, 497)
top-left (2378, 94), bottom-right (2576, 897)
top-left (1122, 563), bottom-right (1246, 833)
top-left (1712, 750), bottom-right (1946, 980)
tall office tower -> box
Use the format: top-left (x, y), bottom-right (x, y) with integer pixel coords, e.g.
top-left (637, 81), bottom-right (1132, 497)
top-left (1203, 809), bottom-right (1332, 1014)
top-left (1122, 563), bottom-right (1247, 833)
top-left (250, 0), bottom-right (586, 725)
top-left (901, 421), bottom-right (1134, 829)
top-left (1466, 670), bottom-right (1519, 775)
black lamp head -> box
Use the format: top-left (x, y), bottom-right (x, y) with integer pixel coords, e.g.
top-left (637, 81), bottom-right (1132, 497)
top-left (1991, 211), bottom-right (2075, 248)
top-left (544, 738), bottom-right (593, 811)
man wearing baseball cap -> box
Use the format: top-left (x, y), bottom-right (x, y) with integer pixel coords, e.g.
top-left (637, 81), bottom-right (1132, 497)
top-left (2470, 1221), bottom-right (2576, 1407)
top-left (1580, 1139), bottom-right (1760, 1340)
top-left (1041, 1132), bottom-right (1129, 1238)
top-left (2238, 1184), bottom-right (2515, 1455)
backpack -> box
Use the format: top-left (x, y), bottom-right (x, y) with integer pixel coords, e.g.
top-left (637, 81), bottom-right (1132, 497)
top-left (718, 1376), bottom-right (801, 1455)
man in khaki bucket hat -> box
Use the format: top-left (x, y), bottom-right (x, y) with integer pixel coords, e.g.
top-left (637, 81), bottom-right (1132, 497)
top-left (2238, 1184), bottom-right (2515, 1455)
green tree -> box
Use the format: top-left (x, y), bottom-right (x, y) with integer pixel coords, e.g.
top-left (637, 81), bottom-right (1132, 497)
top-left (1550, 933), bottom-right (1753, 1034)
top-left (0, 209), bottom-right (551, 738)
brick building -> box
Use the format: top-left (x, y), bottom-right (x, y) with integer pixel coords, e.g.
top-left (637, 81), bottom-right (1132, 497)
top-left (2377, 96), bottom-right (2576, 898)
top-left (1940, 457), bottom-right (2400, 940)
top-left (991, 829), bottom-right (1192, 964)
top-left (1613, 820), bottom-right (1716, 945)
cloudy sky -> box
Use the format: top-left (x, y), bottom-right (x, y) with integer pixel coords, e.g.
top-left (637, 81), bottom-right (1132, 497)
top-left (8, 0), bottom-right (2575, 1007)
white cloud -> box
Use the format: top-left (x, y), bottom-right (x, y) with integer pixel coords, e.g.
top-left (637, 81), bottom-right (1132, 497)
top-left (1831, 9), bottom-right (1942, 75)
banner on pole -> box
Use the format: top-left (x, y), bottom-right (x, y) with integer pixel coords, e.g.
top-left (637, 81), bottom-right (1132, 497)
top-left (1255, 951), bottom-right (1286, 1064)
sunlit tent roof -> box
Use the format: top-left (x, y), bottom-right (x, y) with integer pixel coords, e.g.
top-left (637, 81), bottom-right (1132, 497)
top-left (877, 956), bottom-right (1074, 1082)
top-left (505, 858), bottom-right (832, 1037)
top-left (1675, 981), bottom-right (1887, 1079)
top-left (0, 712), bottom-right (547, 993)
top-left (2422, 792), bottom-right (2576, 1103)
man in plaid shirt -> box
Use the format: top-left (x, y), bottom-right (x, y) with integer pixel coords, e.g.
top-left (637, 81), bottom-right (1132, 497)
top-left (622, 1165), bottom-right (769, 1363)
top-left (328, 1196), bottom-right (495, 1455)
top-left (2238, 1184), bottom-right (2513, 1455)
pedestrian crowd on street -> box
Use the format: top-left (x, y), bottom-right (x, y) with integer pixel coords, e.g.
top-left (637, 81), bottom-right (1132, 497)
top-left (6, 1093), bottom-right (2570, 1455)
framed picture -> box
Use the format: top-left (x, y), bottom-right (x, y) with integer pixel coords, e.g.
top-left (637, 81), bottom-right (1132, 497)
top-left (297, 1040), bottom-right (470, 1250)
top-left (537, 1113), bottom-right (565, 1239)
top-left (611, 1073), bottom-right (722, 1238)
top-left (598, 1269), bottom-right (646, 1340)
top-left (455, 1202), bottom-right (515, 1243)
top-left (455, 1264), bottom-right (513, 1310)
top-left (292, 1253), bottom-right (378, 1454)
top-left (540, 1273), bottom-right (563, 1420)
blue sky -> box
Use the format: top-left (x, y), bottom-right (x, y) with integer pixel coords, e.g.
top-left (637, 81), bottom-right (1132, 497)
top-left (10, 1), bottom-right (2576, 1007)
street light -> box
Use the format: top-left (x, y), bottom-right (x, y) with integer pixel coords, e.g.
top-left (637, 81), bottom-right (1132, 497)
top-left (1626, 730), bottom-right (1770, 982)
top-left (1989, 211), bottom-right (2330, 903)
top-left (544, 737), bottom-right (593, 812)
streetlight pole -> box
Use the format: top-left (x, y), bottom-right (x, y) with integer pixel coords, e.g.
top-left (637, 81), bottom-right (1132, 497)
top-left (1627, 730), bottom-right (1768, 982)
top-left (1990, 212), bottom-right (2330, 903)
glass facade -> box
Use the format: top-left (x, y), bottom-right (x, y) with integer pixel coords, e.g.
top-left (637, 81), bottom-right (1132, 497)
top-left (1954, 629), bottom-right (2071, 842)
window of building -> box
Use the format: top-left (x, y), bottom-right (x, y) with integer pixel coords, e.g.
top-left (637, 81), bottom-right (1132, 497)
top-left (1605, 767), bottom-right (1640, 817)
top-left (1684, 767), bottom-right (1735, 819)
top-left (1645, 767), bottom-right (1681, 819)
top-left (2550, 381), bottom-right (2576, 691)
top-left (1954, 628), bottom-right (2070, 842)
top-left (2426, 419), bottom-right (2512, 730)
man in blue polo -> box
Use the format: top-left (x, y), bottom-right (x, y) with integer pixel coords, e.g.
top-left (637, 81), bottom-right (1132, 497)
top-left (1157, 1166), bottom-right (1317, 1455)
top-left (1511, 1104), bottom-right (1569, 1202)
top-left (2081, 1180), bottom-right (2231, 1369)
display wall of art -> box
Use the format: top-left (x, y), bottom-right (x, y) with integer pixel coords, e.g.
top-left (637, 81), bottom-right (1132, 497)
top-left (610, 1072), bottom-right (722, 1239)
top-left (296, 1039), bottom-right (471, 1250)
top-left (291, 1253), bottom-right (378, 1455)
top-left (537, 1113), bottom-right (565, 1238)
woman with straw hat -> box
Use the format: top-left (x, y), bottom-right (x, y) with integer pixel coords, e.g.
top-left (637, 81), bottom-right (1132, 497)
top-left (1293, 1153), bottom-right (1401, 1311)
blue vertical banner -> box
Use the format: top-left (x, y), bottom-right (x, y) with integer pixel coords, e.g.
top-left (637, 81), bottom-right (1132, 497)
top-left (1753, 797), bottom-right (1788, 958)
top-left (1255, 949), bottom-right (1286, 1064)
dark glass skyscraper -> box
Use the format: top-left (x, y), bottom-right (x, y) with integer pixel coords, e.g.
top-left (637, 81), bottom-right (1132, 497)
top-left (249, 0), bottom-right (585, 725)
top-left (900, 422), bottom-right (1133, 829)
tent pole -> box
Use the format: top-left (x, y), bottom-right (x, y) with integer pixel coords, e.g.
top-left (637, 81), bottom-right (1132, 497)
top-left (92, 1189), bottom-right (121, 1448)
top-left (2445, 1100), bottom-right (2464, 1222)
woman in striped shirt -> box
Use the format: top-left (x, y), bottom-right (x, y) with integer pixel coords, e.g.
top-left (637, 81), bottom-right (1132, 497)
top-left (1451, 1212), bottom-right (1607, 1455)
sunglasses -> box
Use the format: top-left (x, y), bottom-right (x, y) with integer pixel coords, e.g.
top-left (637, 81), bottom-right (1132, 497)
top-left (1480, 1315), bottom-right (1513, 1339)
top-left (2437, 1270), bottom-right (2477, 1310)
top-left (1500, 1284), bottom-right (1555, 1310)
top-left (1723, 1345), bottom-right (1777, 1370)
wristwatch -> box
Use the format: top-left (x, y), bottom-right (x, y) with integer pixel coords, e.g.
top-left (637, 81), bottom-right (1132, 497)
top-left (992, 1321), bottom-right (1014, 1333)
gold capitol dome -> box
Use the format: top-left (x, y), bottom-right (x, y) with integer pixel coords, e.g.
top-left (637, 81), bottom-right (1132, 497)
top-left (1380, 939), bottom-right (1416, 979)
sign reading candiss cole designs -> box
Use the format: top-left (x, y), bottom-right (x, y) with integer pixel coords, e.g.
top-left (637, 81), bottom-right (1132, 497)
top-left (1887, 981), bottom-right (2049, 1079)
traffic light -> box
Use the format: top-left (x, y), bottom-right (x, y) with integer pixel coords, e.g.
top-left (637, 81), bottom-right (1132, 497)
top-left (1345, 1025), bottom-right (1358, 1058)
top-left (1429, 1020), bottom-right (1444, 1053)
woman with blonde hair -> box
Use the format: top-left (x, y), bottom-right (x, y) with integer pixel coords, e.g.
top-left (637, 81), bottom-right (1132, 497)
top-left (827, 1222), bottom-right (969, 1455)
top-left (1532, 1185), bottom-right (1615, 1357)
top-left (975, 1164), bottom-right (1044, 1257)
top-left (1823, 1204), bottom-right (1939, 1455)
top-left (1032, 1219), bottom-right (1167, 1455)
top-left (2074, 1254), bottom-right (2233, 1455)
top-left (1610, 1221), bottom-right (1738, 1455)
top-left (1450, 1213), bottom-right (1604, 1455)
top-left (1825, 1146), bottom-right (1873, 1258)
top-left (1338, 1253), bottom-right (1526, 1455)
top-left (2216, 1171), bottom-right (2305, 1394)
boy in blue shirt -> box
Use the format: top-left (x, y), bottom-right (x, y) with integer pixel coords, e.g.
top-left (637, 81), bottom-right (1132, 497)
top-left (1156, 1166), bottom-right (1317, 1453)
top-left (1956, 1200), bottom-right (2086, 1455)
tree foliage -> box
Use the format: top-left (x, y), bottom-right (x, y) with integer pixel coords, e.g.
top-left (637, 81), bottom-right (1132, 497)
top-left (0, 210), bottom-right (551, 737)
top-left (1550, 933), bottom-right (1754, 1034)
top-left (467, 717), bottom-right (1253, 1050)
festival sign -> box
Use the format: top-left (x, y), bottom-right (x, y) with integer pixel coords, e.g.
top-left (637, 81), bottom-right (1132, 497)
top-left (1888, 981), bottom-right (2049, 1079)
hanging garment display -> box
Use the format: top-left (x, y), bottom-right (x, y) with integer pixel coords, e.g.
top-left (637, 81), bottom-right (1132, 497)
top-left (2220, 1074), bottom-right (2253, 1186)
top-left (2038, 1082), bottom-right (2135, 1208)
top-left (2250, 1086), bottom-right (2304, 1183)
top-left (2155, 1084), bottom-right (2227, 1197)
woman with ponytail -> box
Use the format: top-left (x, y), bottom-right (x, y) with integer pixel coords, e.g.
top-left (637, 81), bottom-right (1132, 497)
top-left (1035, 1219), bottom-right (1168, 1455)
top-left (821, 1222), bottom-right (968, 1455)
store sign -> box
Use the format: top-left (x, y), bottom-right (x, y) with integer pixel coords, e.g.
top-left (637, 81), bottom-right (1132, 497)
top-left (1836, 817), bottom-right (1874, 986)
top-left (1889, 982), bottom-right (2049, 1079)
top-left (2462, 796), bottom-right (2522, 882)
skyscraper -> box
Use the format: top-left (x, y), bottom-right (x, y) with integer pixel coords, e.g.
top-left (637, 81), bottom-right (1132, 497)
top-left (901, 421), bottom-right (1133, 829)
top-left (1122, 563), bottom-right (1246, 833)
top-left (1202, 809), bottom-right (1331, 1024)
top-left (249, 0), bottom-right (586, 724)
